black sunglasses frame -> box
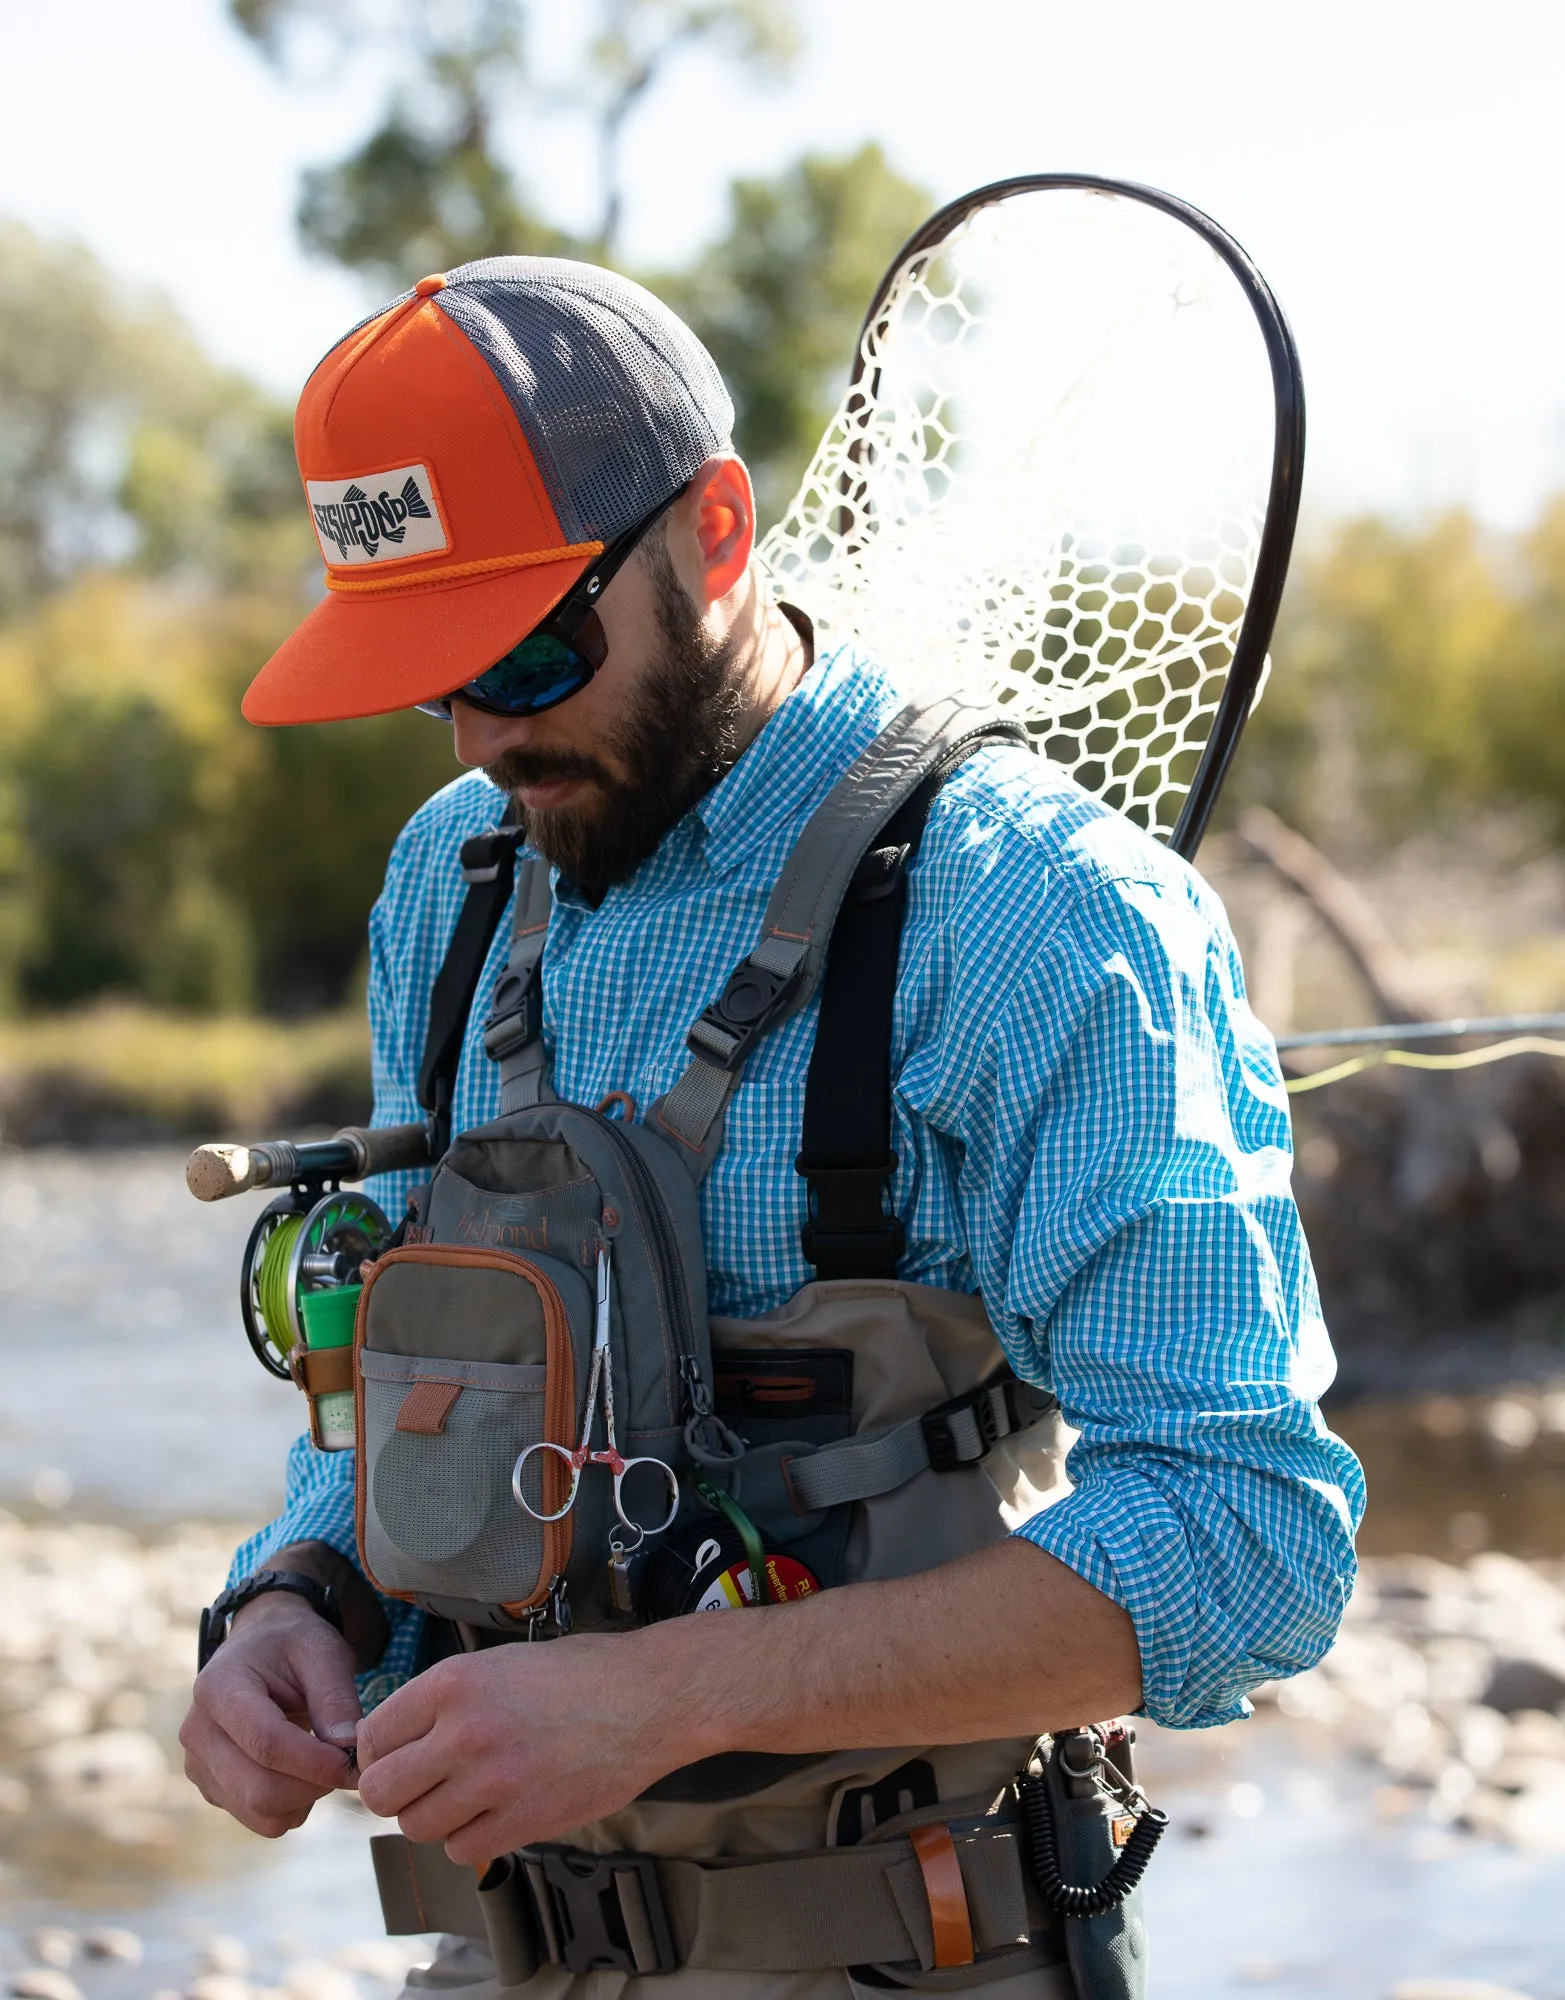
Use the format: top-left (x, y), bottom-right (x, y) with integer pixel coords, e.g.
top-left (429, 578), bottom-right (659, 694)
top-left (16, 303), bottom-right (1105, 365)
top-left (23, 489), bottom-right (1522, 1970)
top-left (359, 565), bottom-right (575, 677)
top-left (419, 488), bottom-right (684, 722)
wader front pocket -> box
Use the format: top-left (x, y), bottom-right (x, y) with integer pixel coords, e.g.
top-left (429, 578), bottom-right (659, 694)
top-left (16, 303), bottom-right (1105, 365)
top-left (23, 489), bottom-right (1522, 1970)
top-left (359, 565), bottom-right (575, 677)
top-left (354, 1246), bottom-right (586, 1620)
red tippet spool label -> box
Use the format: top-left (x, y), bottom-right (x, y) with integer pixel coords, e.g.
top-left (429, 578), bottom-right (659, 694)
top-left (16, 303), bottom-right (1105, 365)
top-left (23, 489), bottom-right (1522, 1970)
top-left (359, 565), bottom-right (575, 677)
top-left (694, 1553), bottom-right (820, 1612)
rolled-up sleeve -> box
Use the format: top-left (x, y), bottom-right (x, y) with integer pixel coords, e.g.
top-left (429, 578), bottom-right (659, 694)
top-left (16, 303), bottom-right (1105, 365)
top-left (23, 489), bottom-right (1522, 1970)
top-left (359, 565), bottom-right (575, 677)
top-left (961, 869), bottom-right (1363, 1728)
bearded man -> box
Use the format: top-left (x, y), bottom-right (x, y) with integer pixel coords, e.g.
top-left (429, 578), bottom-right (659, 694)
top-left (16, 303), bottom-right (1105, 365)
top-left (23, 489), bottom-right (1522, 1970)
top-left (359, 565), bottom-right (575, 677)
top-left (181, 260), bottom-right (1362, 2000)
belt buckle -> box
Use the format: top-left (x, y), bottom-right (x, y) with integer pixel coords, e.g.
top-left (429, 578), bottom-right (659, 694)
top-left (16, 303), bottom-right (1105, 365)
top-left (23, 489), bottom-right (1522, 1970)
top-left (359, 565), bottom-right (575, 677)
top-left (525, 1844), bottom-right (676, 1976)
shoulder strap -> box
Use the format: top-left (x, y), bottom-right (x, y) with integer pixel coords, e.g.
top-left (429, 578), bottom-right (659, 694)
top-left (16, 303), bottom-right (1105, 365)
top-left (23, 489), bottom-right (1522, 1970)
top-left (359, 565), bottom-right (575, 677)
top-left (416, 812), bottom-right (526, 1155)
top-left (794, 739), bottom-right (987, 1280)
top-left (481, 858), bottom-right (557, 1113)
top-left (649, 698), bottom-right (1025, 1179)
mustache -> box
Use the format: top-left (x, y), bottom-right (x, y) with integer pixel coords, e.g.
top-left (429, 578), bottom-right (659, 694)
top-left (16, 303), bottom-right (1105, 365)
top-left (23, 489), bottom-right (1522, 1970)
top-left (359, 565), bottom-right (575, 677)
top-left (484, 746), bottom-right (613, 794)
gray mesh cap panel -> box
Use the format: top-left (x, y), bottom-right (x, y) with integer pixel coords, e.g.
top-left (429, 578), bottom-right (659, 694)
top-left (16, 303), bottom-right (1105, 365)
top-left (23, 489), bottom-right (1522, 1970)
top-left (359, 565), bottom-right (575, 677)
top-left (433, 258), bottom-right (735, 546)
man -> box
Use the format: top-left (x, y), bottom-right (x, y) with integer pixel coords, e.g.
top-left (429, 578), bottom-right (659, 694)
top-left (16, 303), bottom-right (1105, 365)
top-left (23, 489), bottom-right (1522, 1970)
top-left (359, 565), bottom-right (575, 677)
top-left (181, 259), bottom-right (1362, 1993)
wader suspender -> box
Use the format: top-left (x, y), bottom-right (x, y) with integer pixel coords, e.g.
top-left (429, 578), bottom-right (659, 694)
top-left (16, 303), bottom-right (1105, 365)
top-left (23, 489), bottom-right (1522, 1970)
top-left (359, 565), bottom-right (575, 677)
top-left (796, 751), bottom-right (980, 1282)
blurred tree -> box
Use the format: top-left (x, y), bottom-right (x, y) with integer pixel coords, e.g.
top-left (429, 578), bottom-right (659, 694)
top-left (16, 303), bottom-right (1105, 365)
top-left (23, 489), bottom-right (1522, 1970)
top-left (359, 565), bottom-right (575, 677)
top-left (661, 144), bottom-right (928, 524)
top-left (1227, 508), bottom-right (1562, 854)
top-left (0, 221), bottom-right (313, 614)
top-left (229, 0), bottom-right (799, 285)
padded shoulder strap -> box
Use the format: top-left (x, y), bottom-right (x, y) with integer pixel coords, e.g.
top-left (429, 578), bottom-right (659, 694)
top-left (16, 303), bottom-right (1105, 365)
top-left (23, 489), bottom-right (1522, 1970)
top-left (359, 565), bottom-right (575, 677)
top-left (649, 697), bottom-right (1023, 1178)
top-left (481, 857), bottom-right (557, 1113)
top-left (417, 811), bottom-right (526, 1154)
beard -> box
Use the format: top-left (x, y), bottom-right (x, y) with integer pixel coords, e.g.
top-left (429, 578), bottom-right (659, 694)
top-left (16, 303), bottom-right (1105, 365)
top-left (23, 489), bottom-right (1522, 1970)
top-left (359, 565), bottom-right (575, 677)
top-left (484, 540), bottom-right (748, 903)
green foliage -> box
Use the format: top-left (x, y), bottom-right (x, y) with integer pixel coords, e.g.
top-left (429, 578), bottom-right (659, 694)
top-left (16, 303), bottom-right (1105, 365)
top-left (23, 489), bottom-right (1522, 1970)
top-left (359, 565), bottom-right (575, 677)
top-left (663, 145), bottom-right (929, 524)
top-left (0, 219), bottom-right (312, 613)
top-left (0, 573), bottom-right (461, 1017)
top-left (231, 0), bottom-right (800, 279)
top-left (1229, 505), bottom-right (1565, 852)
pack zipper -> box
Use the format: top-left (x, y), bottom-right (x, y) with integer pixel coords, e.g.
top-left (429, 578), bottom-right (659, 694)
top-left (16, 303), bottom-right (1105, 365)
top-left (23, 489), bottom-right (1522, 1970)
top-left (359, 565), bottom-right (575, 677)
top-left (569, 1107), bottom-right (739, 1457)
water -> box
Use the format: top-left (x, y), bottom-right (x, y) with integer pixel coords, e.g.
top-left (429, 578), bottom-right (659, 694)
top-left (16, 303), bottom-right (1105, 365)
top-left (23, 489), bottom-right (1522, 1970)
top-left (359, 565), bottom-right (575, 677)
top-left (2, 1147), bottom-right (1563, 1998)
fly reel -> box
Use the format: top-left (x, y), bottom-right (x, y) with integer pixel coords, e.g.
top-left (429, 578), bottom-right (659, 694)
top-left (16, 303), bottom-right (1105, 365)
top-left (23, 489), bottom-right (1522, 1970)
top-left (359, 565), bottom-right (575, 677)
top-left (240, 1186), bottom-right (393, 1380)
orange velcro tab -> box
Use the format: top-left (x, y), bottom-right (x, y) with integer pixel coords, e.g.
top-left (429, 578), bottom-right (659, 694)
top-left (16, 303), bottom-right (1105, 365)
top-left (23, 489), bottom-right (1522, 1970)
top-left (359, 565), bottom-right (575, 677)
top-left (395, 1380), bottom-right (464, 1435)
top-left (908, 1822), bottom-right (975, 1969)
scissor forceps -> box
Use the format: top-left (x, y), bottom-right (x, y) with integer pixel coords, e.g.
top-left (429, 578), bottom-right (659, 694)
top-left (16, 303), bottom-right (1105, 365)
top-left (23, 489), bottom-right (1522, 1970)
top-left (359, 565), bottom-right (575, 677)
top-left (512, 1241), bottom-right (680, 1548)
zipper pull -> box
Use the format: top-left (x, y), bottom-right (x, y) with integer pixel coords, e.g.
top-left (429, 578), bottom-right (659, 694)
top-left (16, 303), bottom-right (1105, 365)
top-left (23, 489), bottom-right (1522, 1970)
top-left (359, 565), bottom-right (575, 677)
top-left (681, 1357), bottom-right (747, 1465)
top-left (526, 1574), bottom-right (573, 1641)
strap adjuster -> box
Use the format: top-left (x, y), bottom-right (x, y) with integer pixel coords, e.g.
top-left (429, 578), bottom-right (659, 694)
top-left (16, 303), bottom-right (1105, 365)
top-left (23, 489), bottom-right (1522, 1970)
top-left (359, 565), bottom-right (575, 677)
top-left (796, 1154), bottom-right (904, 1278)
top-left (460, 826), bottom-right (522, 884)
top-left (920, 1375), bottom-right (1057, 1474)
top-left (522, 1844), bottom-right (675, 1975)
top-left (483, 965), bottom-right (543, 1061)
top-left (688, 958), bottom-right (802, 1070)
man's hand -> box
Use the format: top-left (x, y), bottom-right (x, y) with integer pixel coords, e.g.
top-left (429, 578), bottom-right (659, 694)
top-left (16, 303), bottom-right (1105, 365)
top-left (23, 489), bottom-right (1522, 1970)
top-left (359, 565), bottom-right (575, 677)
top-left (355, 1539), bottom-right (1141, 1867)
top-left (356, 1635), bottom-right (671, 1866)
top-left (180, 1593), bottom-right (361, 1837)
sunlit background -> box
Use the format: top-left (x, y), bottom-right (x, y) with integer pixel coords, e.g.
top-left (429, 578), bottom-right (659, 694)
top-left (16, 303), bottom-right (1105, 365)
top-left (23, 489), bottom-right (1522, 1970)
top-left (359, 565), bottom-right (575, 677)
top-left (1, 6), bottom-right (1564, 1998)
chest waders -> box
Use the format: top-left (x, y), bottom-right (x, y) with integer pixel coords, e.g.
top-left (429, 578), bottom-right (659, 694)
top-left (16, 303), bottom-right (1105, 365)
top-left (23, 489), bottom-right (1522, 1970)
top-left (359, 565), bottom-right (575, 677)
top-left (359, 698), bottom-right (1162, 2000)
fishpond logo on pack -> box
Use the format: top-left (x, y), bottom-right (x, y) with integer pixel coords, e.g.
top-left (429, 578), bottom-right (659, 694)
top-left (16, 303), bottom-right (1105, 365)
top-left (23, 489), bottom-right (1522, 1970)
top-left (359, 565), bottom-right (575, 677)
top-left (305, 465), bottom-right (450, 566)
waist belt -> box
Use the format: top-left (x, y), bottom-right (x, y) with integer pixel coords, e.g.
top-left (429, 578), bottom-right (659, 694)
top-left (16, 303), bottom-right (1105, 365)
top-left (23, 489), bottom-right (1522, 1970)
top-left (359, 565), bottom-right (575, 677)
top-left (371, 1804), bottom-right (1063, 1985)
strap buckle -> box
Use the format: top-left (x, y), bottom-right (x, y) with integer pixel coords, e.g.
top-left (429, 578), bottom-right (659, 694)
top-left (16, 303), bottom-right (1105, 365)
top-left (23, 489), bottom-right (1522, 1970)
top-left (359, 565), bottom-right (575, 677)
top-left (920, 1375), bottom-right (1057, 1474)
top-left (460, 826), bottom-right (522, 884)
top-left (796, 1154), bottom-right (904, 1278)
top-left (688, 958), bottom-right (802, 1070)
top-left (522, 1844), bottom-right (676, 1975)
top-left (483, 965), bottom-right (543, 1061)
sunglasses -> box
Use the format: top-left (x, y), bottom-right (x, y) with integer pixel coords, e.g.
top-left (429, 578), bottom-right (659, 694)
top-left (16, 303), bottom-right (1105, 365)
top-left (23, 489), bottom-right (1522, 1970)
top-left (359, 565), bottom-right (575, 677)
top-left (417, 490), bottom-right (682, 722)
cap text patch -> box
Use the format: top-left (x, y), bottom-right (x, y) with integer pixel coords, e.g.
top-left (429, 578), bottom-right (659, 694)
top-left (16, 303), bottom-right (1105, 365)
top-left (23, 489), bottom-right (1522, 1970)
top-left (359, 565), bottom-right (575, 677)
top-left (306, 464), bottom-right (449, 566)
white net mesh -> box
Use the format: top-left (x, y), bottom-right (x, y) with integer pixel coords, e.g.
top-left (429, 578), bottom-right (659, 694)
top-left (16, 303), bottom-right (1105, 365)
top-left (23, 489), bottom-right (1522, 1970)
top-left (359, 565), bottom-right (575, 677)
top-left (759, 187), bottom-right (1278, 840)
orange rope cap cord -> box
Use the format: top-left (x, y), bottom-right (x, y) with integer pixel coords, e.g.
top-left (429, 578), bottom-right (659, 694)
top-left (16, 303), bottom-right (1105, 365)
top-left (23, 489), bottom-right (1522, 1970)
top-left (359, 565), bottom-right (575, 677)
top-left (324, 540), bottom-right (604, 595)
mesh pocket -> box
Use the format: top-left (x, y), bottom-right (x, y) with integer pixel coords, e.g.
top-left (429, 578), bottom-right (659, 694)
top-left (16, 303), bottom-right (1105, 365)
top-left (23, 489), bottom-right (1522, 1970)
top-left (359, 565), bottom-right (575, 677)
top-left (362, 1357), bottom-right (555, 1600)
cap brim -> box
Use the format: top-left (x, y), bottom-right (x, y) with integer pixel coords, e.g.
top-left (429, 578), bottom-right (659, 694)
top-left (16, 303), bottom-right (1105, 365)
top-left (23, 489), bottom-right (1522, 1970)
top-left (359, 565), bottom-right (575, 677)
top-left (241, 551), bottom-right (596, 725)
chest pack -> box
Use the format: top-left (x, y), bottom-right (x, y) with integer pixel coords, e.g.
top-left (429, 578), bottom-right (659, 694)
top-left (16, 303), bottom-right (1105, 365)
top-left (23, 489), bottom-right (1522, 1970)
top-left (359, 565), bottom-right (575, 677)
top-left (353, 695), bottom-right (1053, 1637)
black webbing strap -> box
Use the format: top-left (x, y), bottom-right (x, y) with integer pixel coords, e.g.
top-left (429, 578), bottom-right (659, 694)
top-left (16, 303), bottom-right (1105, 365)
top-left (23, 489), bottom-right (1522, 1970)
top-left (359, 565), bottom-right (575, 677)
top-left (796, 741), bottom-right (997, 1281)
top-left (416, 816), bottom-right (526, 1155)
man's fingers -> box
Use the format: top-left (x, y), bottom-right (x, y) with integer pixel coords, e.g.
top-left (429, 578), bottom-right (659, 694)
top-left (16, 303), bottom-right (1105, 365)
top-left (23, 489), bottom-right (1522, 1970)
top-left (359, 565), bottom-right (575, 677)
top-left (194, 1661), bottom-right (351, 1792)
top-left (356, 1668), bottom-right (440, 1769)
top-left (180, 1709), bottom-right (321, 1837)
top-left (356, 1730), bottom-right (455, 1822)
top-left (443, 1806), bottom-right (513, 1871)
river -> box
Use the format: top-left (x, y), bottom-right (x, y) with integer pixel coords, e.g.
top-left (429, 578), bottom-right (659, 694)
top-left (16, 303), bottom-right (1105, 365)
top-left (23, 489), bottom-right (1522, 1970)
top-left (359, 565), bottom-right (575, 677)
top-left (2, 1147), bottom-right (1563, 2000)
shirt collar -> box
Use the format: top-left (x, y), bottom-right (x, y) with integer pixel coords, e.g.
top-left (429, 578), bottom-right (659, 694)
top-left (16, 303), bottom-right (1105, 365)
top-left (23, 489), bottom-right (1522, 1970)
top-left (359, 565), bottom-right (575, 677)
top-left (692, 640), bottom-right (909, 877)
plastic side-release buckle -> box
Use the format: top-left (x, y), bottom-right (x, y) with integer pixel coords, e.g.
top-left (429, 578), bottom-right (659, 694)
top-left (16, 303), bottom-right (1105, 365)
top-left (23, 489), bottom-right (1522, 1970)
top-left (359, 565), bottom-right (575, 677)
top-left (920, 1375), bottom-right (1058, 1474)
top-left (460, 826), bottom-right (521, 884)
top-left (482, 965), bottom-right (543, 1061)
top-left (521, 1844), bottom-right (676, 1976)
top-left (688, 957), bottom-right (802, 1070)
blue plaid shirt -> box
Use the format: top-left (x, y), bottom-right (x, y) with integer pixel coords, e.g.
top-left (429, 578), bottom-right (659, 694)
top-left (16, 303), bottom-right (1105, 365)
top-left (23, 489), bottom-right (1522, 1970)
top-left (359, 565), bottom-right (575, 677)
top-left (233, 641), bottom-right (1363, 1729)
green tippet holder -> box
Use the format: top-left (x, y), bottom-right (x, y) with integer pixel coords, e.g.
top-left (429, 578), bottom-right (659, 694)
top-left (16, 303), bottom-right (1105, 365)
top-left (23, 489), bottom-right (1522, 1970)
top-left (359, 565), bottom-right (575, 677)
top-left (300, 1282), bottom-right (363, 1348)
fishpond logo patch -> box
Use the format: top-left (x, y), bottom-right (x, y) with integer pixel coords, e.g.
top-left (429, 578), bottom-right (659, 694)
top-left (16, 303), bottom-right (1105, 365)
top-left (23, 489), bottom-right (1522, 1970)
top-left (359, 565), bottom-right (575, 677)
top-left (306, 464), bottom-right (449, 566)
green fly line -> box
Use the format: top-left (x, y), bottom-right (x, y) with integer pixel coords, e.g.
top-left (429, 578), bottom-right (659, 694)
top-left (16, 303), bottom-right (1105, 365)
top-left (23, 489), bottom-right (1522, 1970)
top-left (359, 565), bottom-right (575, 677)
top-left (1285, 1034), bottom-right (1565, 1096)
top-left (254, 1213), bottom-right (305, 1354)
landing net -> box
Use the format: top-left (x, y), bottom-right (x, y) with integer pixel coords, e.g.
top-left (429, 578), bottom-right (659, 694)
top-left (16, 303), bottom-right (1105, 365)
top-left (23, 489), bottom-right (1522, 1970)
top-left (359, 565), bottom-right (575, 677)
top-left (759, 184), bottom-right (1284, 845)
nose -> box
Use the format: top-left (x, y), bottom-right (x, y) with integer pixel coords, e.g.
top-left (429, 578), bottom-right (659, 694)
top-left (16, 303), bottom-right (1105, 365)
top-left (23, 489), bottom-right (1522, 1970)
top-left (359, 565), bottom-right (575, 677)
top-left (449, 700), bottom-right (541, 769)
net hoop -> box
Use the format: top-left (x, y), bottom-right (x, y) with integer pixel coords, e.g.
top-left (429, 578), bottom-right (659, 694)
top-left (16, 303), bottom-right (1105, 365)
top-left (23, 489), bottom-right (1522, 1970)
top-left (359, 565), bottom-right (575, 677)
top-left (761, 174), bottom-right (1306, 859)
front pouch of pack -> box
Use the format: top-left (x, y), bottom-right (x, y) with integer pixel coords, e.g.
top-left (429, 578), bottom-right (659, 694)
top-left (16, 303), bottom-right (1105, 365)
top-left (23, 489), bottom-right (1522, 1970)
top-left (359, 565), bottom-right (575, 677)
top-left (354, 1244), bottom-right (593, 1628)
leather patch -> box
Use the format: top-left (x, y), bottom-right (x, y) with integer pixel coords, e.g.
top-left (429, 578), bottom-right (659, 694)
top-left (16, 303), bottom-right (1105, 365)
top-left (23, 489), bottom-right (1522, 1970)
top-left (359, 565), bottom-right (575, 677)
top-left (298, 1345), bottom-right (354, 1396)
top-left (909, 1821), bottom-right (975, 1969)
top-left (394, 1379), bottom-right (463, 1435)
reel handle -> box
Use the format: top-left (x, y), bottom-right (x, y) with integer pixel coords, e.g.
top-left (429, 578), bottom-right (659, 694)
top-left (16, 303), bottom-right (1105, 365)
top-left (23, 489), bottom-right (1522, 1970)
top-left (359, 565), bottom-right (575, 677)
top-left (186, 1121), bottom-right (431, 1202)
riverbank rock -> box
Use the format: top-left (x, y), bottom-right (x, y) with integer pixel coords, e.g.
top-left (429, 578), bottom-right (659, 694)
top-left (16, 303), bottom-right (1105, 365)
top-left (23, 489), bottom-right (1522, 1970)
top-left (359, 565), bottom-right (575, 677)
top-left (1256, 1551), bottom-right (1565, 1848)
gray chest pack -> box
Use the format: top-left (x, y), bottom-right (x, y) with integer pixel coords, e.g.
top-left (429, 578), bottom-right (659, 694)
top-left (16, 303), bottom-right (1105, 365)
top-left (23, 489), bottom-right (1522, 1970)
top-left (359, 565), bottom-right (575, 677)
top-left (357, 697), bottom-right (1164, 1998)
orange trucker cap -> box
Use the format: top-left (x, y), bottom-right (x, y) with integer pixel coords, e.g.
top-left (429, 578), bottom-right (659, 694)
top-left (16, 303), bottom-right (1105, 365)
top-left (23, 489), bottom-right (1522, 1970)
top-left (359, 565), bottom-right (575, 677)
top-left (243, 258), bottom-right (735, 725)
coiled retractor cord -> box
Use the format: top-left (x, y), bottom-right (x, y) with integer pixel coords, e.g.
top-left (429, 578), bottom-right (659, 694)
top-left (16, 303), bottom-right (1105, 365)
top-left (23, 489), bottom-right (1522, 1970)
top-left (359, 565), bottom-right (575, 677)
top-left (1019, 1767), bottom-right (1168, 1918)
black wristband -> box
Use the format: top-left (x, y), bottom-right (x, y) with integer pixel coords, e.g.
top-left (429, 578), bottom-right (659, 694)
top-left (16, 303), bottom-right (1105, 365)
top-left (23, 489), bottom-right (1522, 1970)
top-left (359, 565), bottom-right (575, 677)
top-left (197, 1569), bottom-right (344, 1672)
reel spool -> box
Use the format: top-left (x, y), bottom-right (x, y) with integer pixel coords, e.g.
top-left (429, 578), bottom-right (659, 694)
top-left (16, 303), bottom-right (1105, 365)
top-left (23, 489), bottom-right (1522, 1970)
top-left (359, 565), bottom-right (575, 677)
top-left (240, 1187), bottom-right (392, 1380)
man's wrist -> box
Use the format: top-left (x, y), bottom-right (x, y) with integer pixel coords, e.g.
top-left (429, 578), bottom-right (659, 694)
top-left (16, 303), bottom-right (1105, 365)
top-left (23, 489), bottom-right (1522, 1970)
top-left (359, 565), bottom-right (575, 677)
top-left (266, 1541), bottom-right (391, 1671)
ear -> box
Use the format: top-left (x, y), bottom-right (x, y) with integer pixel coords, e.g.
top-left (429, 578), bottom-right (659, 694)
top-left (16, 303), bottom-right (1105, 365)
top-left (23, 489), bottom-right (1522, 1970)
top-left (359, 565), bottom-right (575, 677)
top-left (681, 456), bottom-right (755, 607)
